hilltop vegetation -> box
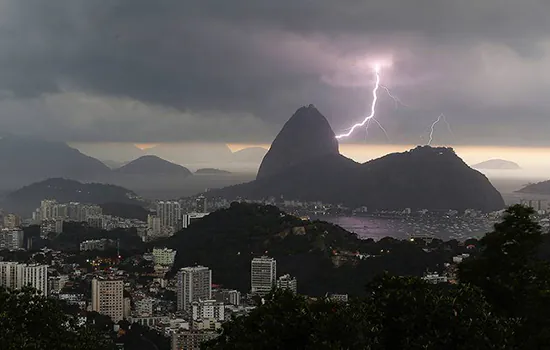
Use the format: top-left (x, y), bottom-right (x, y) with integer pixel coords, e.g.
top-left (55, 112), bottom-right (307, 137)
top-left (167, 202), bottom-right (470, 296)
top-left (205, 205), bottom-right (550, 349)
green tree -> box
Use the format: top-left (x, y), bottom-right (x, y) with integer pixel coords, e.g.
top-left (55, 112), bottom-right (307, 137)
top-left (0, 287), bottom-right (114, 350)
top-left (204, 276), bottom-right (515, 350)
top-left (458, 205), bottom-right (550, 346)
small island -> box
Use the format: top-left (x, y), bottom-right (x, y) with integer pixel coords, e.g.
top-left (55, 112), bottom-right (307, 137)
top-left (472, 159), bottom-right (521, 170)
top-left (195, 168), bottom-right (232, 175)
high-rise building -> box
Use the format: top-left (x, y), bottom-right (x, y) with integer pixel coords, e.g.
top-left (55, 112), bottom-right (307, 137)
top-left (40, 219), bottom-right (64, 238)
top-left (192, 299), bottom-right (225, 321)
top-left (213, 289), bottom-right (241, 306)
top-left (277, 274), bottom-right (297, 294)
top-left (152, 247), bottom-right (177, 266)
top-left (157, 201), bottom-right (182, 234)
top-left (40, 199), bottom-right (58, 220)
top-left (251, 256), bottom-right (276, 296)
top-left (0, 262), bottom-right (48, 296)
top-left (177, 266), bottom-right (212, 311)
top-left (147, 214), bottom-right (162, 237)
top-left (0, 229), bottom-right (24, 251)
top-left (91, 278), bottom-right (124, 322)
top-left (195, 195), bottom-right (208, 214)
top-left (3, 214), bottom-right (21, 229)
top-left (182, 213), bottom-right (208, 229)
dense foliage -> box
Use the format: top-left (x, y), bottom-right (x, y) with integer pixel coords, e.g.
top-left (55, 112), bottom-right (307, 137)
top-left (204, 204), bottom-right (550, 349)
top-left (0, 287), bottom-right (114, 350)
top-left (168, 202), bottom-right (470, 295)
top-left (204, 278), bottom-right (516, 350)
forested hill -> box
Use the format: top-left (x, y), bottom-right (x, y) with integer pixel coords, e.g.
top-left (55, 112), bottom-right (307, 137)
top-left (166, 202), bottom-right (471, 296)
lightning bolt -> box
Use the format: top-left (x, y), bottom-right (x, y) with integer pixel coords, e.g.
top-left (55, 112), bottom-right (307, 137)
top-left (380, 84), bottom-right (409, 109)
top-left (428, 114), bottom-right (453, 145)
top-left (336, 66), bottom-right (384, 139)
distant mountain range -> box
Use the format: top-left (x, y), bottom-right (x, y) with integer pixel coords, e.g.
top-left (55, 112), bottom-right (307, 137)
top-left (1, 178), bottom-right (146, 215)
top-left (472, 159), bottom-right (521, 170)
top-left (517, 181), bottom-right (550, 195)
top-left (208, 105), bottom-right (505, 212)
top-left (0, 135), bottom-right (111, 191)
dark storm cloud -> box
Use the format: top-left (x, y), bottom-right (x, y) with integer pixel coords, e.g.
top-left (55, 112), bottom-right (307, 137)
top-left (0, 0), bottom-right (549, 144)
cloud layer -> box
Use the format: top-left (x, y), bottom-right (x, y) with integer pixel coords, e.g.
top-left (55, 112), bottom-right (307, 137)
top-left (0, 0), bottom-right (549, 145)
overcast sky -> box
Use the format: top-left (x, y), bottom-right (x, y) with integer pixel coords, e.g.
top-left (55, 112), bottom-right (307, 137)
top-left (1, 0), bottom-right (550, 146)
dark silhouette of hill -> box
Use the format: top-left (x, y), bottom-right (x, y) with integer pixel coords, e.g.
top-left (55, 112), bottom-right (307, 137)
top-left (212, 146), bottom-right (504, 212)
top-left (232, 147), bottom-right (268, 163)
top-left (473, 159), bottom-right (521, 170)
top-left (257, 104), bottom-right (339, 179)
top-left (0, 136), bottom-right (111, 191)
top-left (517, 180), bottom-right (550, 195)
top-left (195, 168), bottom-right (231, 175)
top-left (207, 105), bottom-right (504, 212)
top-left (2, 178), bottom-right (144, 215)
top-left (166, 202), bottom-right (469, 296)
top-left (115, 155), bottom-right (192, 176)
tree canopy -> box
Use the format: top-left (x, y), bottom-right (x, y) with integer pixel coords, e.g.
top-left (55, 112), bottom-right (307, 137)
top-left (205, 205), bottom-right (550, 349)
top-left (0, 287), bottom-right (114, 350)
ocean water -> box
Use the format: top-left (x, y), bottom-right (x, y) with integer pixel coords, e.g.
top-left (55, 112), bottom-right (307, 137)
top-left (317, 215), bottom-right (495, 241)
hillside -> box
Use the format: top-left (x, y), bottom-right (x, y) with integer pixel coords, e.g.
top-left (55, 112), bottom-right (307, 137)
top-left (473, 159), bottom-right (521, 170)
top-left (209, 106), bottom-right (503, 212)
top-left (2, 178), bottom-right (144, 215)
top-left (517, 181), bottom-right (550, 195)
top-left (257, 105), bottom-right (339, 179)
top-left (210, 146), bottom-right (504, 212)
top-left (167, 203), bottom-right (464, 296)
top-left (115, 155), bottom-right (192, 176)
top-left (0, 136), bottom-right (111, 191)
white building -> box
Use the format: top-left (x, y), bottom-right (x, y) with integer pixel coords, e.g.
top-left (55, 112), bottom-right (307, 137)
top-left (192, 299), bottom-right (225, 321)
top-left (157, 201), bottom-right (182, 234)
top-left (40, 219), bottom-right (64, 238)
top-left (182, 212), bottom-right (208, 229)
top-left (0, 229), bottom-right (24, 250)
top-left (277, 274), bottom-right (297, 294)
top-left (0, 262), bottom-right (48, 296)
top-left (251, 256), bottom-right (276, 296)
top-left (40, 199), bottom-right (58, 220)
top-left (48, 275), bottom-right (69, 294)
top-left (152, 247), bottom-right (177, 266)
top-left (177, 266), bottom-right (212, 311)
top-left (91, 278), bottom-right (124, 322)
top-left (135, 298), bottom-right (154, 317)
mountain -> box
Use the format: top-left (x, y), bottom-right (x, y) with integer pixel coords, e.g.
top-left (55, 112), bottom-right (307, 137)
top-left (473, 159), bottom-right (521, 170)
top-left (166, 202), bottom-right (468, 296)
top-left (71, 143), bottom-right (145, 163)
top-left (206, 106), bottom-right (504, 212)
top-left (115, 155), bottom-right (192, 176)
top-left (195, 168), bottom-right (231, 175)
top-left (257, 105), bottom-right (339, 179)
top-left (232, 147), bottom-right (268, 163)
top-left (517, 181), bottom-right (550, 195)
top-left (212, 146), bottom-right (504, 212)
top-left (0, 136), bottom-right (111, 191)
top-left (2, 178), bottom-right (144, 216)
